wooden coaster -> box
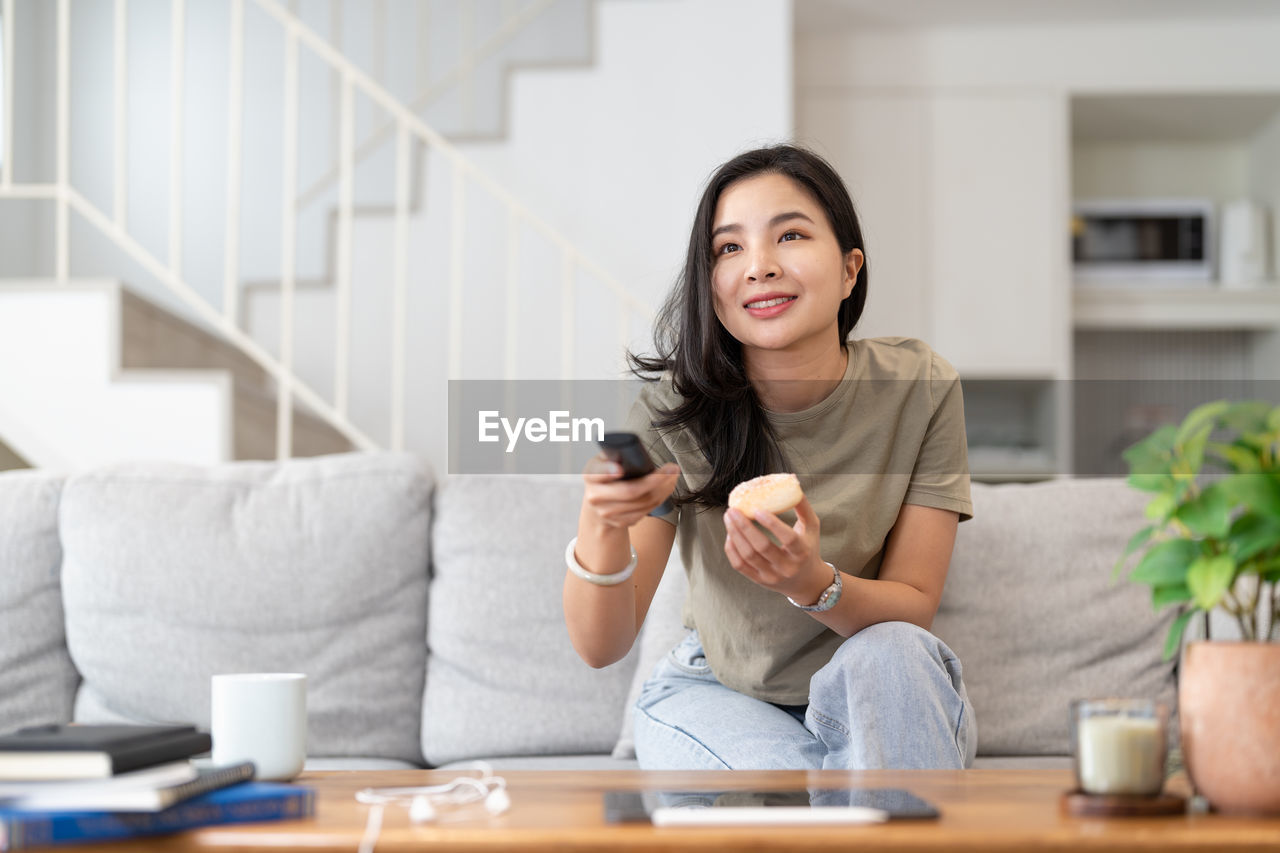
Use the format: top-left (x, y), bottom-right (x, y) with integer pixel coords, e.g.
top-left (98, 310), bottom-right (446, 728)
top-left (1061, 790), bottom-right (1187, 817)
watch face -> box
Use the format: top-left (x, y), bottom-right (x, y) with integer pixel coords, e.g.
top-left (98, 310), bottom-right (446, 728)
top-left (789, 566), bottom-right (841, 611)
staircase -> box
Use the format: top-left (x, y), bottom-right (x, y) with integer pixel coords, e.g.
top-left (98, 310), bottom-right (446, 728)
top-left (0, 0), bottom-right (648, 473)
top-left (0, 0), bottom-right (793, 474)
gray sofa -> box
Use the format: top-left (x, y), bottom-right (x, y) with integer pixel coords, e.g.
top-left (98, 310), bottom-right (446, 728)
top-left (0, 452), bottom-right (1177, 771)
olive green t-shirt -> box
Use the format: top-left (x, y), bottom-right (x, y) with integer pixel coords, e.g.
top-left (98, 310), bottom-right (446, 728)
top-left (625, 337), bottom-right (973, 705)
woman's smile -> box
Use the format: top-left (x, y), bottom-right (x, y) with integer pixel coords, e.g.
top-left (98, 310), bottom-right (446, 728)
top-left (744, 292), bottom-right (798, 317)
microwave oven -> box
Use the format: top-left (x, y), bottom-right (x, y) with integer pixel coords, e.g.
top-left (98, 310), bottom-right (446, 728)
top-left (1072, 199), bottom-right (1214, 282)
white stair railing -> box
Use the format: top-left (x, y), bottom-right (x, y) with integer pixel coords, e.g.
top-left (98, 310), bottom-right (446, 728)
top-left (0, 0), bottom-right (650, 463)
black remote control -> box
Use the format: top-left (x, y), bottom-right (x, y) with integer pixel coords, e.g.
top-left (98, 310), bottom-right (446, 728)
top-left (599, 432), bottom-right (674, 516)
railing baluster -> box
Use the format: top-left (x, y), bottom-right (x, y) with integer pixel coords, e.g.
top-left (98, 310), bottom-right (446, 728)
top-left (223, 0), bottom-right (244, 321)
top-left (169, 0), bottom-right (184, 277)
top-left (448, 166), bottom-right (466, 379)
top-left (560, 250), bottom-right (575, 380)
top-left (504, 210), bottom-right (520, 379)
top-left (335, 74), bottom-right (353, 418)
top-left (372, 0), bottom-right (386, 88)
top-left (329, 0), bottom-right (341, 174)
top-left (1, 0), bottom-right (13, 188)
top-left (278, 27), bottom-right (299, 459)
top-left (391, 122), bottom-right (410, 451)
top-left (113, 0), bottom-right (127, 228)
top-left (56, 0), bottom-right (68, 281)
top-left (415, 0), bottom-right (430, 95)
top-left (460, 0), bottom-right (474, 132)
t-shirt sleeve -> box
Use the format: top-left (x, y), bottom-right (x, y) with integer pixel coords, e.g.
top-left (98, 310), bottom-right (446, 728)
top-left (904, 350), bottom-right (974, 522)
top-left (622, 382), bottom-right (680, 527)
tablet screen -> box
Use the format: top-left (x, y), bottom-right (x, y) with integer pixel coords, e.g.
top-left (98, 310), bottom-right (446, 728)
top-left (604, 787), bottom-right (940, 824)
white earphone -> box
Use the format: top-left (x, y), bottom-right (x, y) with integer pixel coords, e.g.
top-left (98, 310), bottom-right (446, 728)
top-left (356, 763), bottom-right (510, 853)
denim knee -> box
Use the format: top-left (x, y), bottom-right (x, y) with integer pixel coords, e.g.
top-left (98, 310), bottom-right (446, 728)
top-left (808, 620), bottom-right (974, 768)
top-left (825, 619), bottom-right (947, 667)
top-left (810, 621), bottom-right (968, 713)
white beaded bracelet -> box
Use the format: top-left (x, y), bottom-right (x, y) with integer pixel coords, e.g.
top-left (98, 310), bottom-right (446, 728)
top-left (565, 537), bottom-right (638, 586)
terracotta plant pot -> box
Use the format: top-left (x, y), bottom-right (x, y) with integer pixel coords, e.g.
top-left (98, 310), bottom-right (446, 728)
top-left (1179, 641), bottom-right (1280, 815)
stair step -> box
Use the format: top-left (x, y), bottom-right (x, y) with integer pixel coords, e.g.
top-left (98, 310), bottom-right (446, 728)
top-left (0, 437), bottom-right (31, 472)
top-left (0, 281), bottom-right (353, 468)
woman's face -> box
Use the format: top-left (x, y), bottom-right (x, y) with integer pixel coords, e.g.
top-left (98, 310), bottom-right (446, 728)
top-left (709, 173), bottom-right (863, 364)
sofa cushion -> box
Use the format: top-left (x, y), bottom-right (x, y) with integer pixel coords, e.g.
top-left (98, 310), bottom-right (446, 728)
top-left (59, 452), bottom-right (431, 765)
top-left (932, 478), bottom-right (1178, 757)
top-left (422, 475), bottom-right (637, 766)
top-left (0, 470), bottom-right (80, 733)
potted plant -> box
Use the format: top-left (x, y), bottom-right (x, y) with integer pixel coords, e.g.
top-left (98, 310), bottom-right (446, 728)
top-left (1116, 399), bottom-right (1280, 814)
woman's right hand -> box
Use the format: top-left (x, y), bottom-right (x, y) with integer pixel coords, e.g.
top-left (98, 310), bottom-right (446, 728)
top-left (581, 455), bottom-right (680, 530)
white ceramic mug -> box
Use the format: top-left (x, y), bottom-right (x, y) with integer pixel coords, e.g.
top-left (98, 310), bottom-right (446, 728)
top-left (211, 673), bottom-right (307, 781)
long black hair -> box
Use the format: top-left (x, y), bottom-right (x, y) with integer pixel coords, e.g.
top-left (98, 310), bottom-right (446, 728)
top-left (629, 144), bottom-right (870, 509)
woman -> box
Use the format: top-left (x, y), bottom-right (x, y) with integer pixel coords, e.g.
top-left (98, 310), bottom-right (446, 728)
top-left (563, 144), bottom-right (976, 771)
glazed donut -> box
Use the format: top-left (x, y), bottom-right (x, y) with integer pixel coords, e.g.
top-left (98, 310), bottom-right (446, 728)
top-left (728, 473), bottom-right (803, 516)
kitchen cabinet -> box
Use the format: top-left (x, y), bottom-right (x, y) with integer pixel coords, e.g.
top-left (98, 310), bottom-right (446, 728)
top-left (928, 93), bottom-right (1069, 379)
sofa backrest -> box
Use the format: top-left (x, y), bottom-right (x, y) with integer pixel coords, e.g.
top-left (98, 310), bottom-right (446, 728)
top-left (421, 475), bottom-right (639, 766)
top-left (0, 470), bottom-right (80, 731)
top-left (932, 478), bottom-right (1178, 756)
top-left (0, 457), bottom-right (1178, 766)
top-left (55, 452), bottom-right (432, 765)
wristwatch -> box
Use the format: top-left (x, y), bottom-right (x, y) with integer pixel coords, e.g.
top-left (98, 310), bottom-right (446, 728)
top-left (787, 561), bottom-right (842, 612)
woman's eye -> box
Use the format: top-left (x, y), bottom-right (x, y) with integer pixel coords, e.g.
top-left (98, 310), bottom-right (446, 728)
top-left (780, 231), bottom-right (803, 242)
top-left (717, 243), bottom-right (741, 255)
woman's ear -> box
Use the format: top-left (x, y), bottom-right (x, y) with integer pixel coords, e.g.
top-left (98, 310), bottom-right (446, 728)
top-left (843, 249), bottom-right (865, 297)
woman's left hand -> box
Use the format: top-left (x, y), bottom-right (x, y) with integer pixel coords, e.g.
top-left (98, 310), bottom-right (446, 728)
top-left (723, 496), bottom-right (831, 605)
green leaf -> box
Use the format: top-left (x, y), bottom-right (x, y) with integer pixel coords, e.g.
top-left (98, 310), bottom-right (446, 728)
top-left (1164, 609), bottom-right (1196, 661)
top-left (1144, 493), bottom-right (1177, 523)
top-left (1260, 558), bottom-right (1280, 584)
top-left (1268, 405), bottom-right (1280, 432)
top-left (1123, 425), bottom-right (1177, 477)
top-left (1221, 400), bottom-right (1272, 433)
top-left (1177, 423), bottom-right (1214, 475)
top-left (1227, 514), bottom-right (1280, 563)
top-left (1112, 526), bottom-right (1156, 581)
top-left (1177, 401), bottom-right (1230, 446)
top-left (1128, 472), bottom-right (1175, 494)
top-left (1219, 473), bottom-right (1280, 518)
top-left (1186, 553), bottom-right (1236, 611)
top-left (1209, 441), bottom-right (1263, 474)
top-left (1152, 584), bottom-right (1192, 609)
top-left (1130, 538), bottom-right (1200, 587)
top-left (1176, 483), bottom-right (1232, 539)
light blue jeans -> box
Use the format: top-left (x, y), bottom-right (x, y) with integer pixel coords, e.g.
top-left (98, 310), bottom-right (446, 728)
top-left (633, 623), bottom-right (977, 770)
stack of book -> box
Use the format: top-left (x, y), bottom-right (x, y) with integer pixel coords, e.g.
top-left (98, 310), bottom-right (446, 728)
top-left (0, 725), bottom-right (314, 850)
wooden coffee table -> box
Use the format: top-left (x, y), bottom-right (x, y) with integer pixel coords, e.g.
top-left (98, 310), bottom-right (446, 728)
top-left (51, 769), bottom-right (1280, 852)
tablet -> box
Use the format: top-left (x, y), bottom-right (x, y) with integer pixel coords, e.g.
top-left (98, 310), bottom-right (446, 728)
top-left (604, 788), bottom-right (940, 826)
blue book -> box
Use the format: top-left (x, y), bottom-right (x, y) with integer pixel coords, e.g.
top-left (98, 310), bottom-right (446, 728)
top-left (0, 781), bottom-right (314, 850)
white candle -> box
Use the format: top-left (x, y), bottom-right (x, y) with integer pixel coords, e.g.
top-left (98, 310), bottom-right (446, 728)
top-left (1076, 715), bottom-right (1164, 795)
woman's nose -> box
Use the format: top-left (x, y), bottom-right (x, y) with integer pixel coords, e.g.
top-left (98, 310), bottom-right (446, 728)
top-left (746, 246), bottom-right (781, 281)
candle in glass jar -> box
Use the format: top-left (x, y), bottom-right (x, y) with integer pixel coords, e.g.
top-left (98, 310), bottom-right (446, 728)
top-left (1076, 713), bottom-right (1164, 795)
